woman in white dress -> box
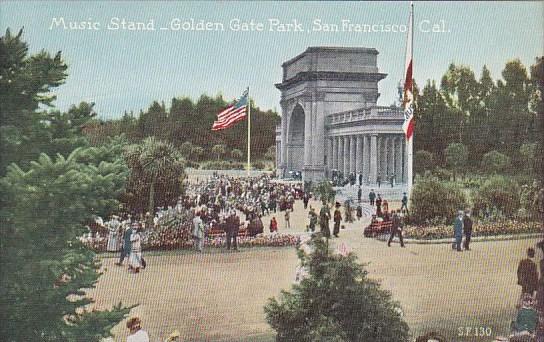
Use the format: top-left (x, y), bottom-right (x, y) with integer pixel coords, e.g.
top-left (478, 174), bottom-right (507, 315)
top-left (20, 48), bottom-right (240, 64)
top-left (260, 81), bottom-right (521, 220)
top-left (106, 215), bottom-right (120, 252)
top-left (128, 224), bottom-right (143, 273)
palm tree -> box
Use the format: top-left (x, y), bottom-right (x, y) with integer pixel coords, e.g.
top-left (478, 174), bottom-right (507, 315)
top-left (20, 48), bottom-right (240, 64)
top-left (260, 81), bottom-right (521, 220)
top-left (124, 137), bottom-right (185, 217)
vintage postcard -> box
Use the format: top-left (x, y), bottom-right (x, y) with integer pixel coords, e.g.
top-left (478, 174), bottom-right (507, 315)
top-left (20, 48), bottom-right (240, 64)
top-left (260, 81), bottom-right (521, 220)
top-left (0, 1), bottom-right (543, 342)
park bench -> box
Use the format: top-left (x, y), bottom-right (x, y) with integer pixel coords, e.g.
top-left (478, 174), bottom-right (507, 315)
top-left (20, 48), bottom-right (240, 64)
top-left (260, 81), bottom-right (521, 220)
top-left (206, 227), bottom-right (248, 239)
top-left (363, 220), bottom-right (392, 237)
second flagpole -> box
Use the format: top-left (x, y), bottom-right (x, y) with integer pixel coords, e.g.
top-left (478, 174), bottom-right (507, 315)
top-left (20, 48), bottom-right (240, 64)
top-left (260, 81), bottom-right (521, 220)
top-left (247, 87), bottom-right (251, 177)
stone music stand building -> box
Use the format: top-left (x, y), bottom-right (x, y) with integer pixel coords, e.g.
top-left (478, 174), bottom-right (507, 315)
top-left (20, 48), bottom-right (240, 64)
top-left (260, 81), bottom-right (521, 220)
top-left (275, 46), bottom-right (408, 193)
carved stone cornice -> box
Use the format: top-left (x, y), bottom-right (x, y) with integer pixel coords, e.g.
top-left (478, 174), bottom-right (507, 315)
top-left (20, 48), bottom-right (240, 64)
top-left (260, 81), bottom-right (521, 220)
top-left (275, 71), bottom-right (387, 90)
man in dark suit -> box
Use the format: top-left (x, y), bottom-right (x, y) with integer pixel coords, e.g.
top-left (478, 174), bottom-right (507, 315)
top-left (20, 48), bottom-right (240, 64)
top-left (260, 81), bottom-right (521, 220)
top-left (116, 224), bottom-right (132, 266)
top-left (463, 211), bottom-right (473, 250)
top-left (333, 202), bottom-right (342, 238)
top-left (357, 186), bottom-right (362, 203)
top-left (517, 248), bottom-right (539, 296)
top-left (388, 210), bottom-right (405, 247)
top-left (226, 211), bottom-right (240, 251)
top-left (369, 189), bottom-right (376, 206)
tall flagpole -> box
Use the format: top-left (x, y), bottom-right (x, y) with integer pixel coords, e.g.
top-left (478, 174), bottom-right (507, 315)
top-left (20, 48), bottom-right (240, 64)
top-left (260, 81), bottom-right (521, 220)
top-left (247, 87), bottom-right (251, 177)
top-left (406, 2), bottom-right (414, 200)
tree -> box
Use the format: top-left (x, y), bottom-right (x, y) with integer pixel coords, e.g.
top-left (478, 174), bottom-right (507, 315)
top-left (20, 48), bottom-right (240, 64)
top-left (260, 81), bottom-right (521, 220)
top-left (410, 176), bottom-right (467, 224)
top-left (314, 181), bottom-right (336, 204)
top-left (0, 150), bottom-right (131, 341)
top-left (0, 28), bottom-right (68, 174)
top-left (265, 237), bottom-right (409, 342)
top-left (474, 175), bottom-right (520, 218)
top-left (191, 146), bottom-right (205, 162)
top-left (264, 145), bottom-right (276, 161)
top-left (444, 143), bottom-right (468, 180)
top-left (211, 144), bottom-right (227, 160)
top-left (481, 150), bottom-right (511, 174)
top-left (230, 148), bottom-right (243, 160)
top-left (124, 137), bottom-right (186, 214)
top-left (414, 150), bottom-right (434, 175)
top-left (519, 143), bottom-right (537, 175)
top-left (179, 141), bottom-right (194, 159)
top-left (530, 57), bottom-right (544, 187)
top-left (414, 81), bottom-right (450, 159)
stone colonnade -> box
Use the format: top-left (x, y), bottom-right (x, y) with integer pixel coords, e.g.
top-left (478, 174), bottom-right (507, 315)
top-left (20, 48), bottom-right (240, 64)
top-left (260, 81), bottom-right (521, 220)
top-left (327, 134), bottom-right (406, 184)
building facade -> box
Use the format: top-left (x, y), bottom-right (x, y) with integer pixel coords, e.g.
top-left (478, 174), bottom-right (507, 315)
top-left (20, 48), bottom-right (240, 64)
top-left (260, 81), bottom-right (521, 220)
top-left (275, 46), bottom-right (408, 185)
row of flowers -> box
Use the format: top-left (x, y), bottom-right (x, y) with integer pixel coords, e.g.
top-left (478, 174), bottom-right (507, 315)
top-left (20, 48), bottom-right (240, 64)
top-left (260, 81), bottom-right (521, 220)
top-left (81, 231), bottom-right (300, 252)
top-left (403, 220), bottom-right (542, 240)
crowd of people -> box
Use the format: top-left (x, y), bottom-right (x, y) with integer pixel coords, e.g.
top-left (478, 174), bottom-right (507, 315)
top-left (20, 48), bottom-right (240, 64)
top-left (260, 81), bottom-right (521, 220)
top-left (82, 174), bottom-right (308, 265)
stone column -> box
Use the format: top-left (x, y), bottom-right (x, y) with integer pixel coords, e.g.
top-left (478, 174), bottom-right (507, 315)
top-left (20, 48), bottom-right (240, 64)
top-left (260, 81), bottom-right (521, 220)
top-left (369, 134), bottom-right (378, 183)
top-left (355, 135), bottom-right (362, 174)
top-left (402, 138), bottom-right (407, 183)
top-left (390, 137), bottom-right (396, 184)
top-left (327, 138), bottom-right (333, 175)
top-left (281, 112), bottom-right (289, 177)
top-left (332, 137), bottom-right (338, 170)
top-left (311, 97), bottom-right (326, 180)
top-left (338, 137), bottom-right (344, 174)
top-left (304, 104), bottom-right (312, 170)
top-left (343, 136), bottom-right (350, 176)
top-left (363, 135), bottom-right (370, 183)
top-left (396, 136), bottom-right (403, 184)
top-left (350, 135), bottom-right (356, 174)
top-left (384, 136), bottom-right (392, 178)
top-left (376, 135), bottom-right (382, 181)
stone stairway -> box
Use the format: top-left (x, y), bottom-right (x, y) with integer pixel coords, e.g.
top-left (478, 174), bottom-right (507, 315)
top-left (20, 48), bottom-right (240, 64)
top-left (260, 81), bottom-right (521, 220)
top-left (335, 184), bottom-right (408, 202)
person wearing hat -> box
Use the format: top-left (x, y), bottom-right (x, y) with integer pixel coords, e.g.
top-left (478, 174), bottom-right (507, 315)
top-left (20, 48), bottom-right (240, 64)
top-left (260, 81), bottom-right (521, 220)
top-left (400, 192), bottom-right (408, 214)
top-left (517, 247), bottom-right (539, 297)
top-left (129, 223), bottom-right (144, 273)
top-left (319, 199), bottom-right (331, 238)
top-left (106, 215), bottom-right (120, 252)
top-left (333, 202), bottom-right (342, 238)
top-left (126, 317), bottom-right (149, 342)
top-left (225, 211), bottom-right (239, 251)
top-left (192, 211), bottom-right (204, 252)
top-left (116, 216), bottom-right (133, 266)
top-left (388, 210), bottom-right (405, 248)
top-left (165, 329), bottom-right (180, 342)
top-left (368, 189), bottom-right (376, 206)
top-left (452, 210), bottom-right (464, 252)
top-left (463, 210), bottom-right (473, 250)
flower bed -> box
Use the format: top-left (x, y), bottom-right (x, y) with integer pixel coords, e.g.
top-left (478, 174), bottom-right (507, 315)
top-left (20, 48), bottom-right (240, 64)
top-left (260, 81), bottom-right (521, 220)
top-left (403, 220), bottom-right (541, 240)
top-left (82, 229), bottom-right (299, 252)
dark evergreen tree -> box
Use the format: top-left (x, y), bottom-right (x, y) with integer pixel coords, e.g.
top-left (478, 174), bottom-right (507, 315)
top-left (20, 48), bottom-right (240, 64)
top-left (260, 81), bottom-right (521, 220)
top-left (265, 237), bottom-right (409, 342)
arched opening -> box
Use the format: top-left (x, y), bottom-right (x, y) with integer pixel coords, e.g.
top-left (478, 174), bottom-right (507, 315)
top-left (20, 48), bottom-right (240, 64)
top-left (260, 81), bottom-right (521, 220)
top-left (287, 104), bottom-right (305, 173)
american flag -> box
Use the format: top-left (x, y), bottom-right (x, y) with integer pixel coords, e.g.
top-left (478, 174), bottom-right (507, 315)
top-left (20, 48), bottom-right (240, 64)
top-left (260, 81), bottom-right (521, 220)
top-left (211, 88), bottom-right (248, 131)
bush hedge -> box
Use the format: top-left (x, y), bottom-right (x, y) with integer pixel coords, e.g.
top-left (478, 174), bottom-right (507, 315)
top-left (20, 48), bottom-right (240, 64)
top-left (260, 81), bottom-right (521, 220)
top-left (410, 176), bottom-right (468, 225)
top-left (403, 220), bottom-right (540, 240)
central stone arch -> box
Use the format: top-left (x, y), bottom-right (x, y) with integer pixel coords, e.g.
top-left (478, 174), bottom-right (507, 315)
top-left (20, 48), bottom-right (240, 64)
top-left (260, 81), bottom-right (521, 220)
top-left (287, 104), bottom-right (305, 173)
top-left (276, 47), bottom-right (388, 182)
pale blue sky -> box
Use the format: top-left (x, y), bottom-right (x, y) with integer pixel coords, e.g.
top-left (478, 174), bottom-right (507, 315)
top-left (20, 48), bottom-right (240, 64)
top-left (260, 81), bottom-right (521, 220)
top-left (1, 1), bottom-right (542, 119)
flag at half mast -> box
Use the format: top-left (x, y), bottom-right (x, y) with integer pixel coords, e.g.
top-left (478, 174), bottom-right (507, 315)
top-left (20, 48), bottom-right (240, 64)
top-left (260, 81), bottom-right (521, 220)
top-left (402, 2), bottom-right (415, 141)
top-left (211, 88), bottom-right (248, 131)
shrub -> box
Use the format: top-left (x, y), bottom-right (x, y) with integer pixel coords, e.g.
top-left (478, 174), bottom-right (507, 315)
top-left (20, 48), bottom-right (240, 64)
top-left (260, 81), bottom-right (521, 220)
top-left (230, 148), bottom-right (243, 160)
top-left (414, 150), bottom-right (435, 175)
top-left (432, 167), bottom-right (453, 181)
top-left (200, 160), bottom-right (244, 170)
top-left (253, 160), bottom-right (265, 170)
top-left (444, 143), bottom-right (468, 180)
top-left (474, 175), bottom-right (520, 218)
top-left (410, 176), bottom-right (468, 224)
top-left (481, 150), bottom-right (511, 174)
top-left (264, 237), bottom-right (409, 342)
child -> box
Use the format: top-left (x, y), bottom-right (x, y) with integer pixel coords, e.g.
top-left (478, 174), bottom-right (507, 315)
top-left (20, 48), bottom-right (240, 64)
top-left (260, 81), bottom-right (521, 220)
top-left (269, 217), bottom-right (278, 233)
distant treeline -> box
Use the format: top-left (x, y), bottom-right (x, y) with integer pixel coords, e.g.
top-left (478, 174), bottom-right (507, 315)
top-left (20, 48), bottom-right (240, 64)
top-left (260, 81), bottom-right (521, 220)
top-left (413, 59), bottom-right (543, 168)
top-left (84, 94), bottom-right (280, 160)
